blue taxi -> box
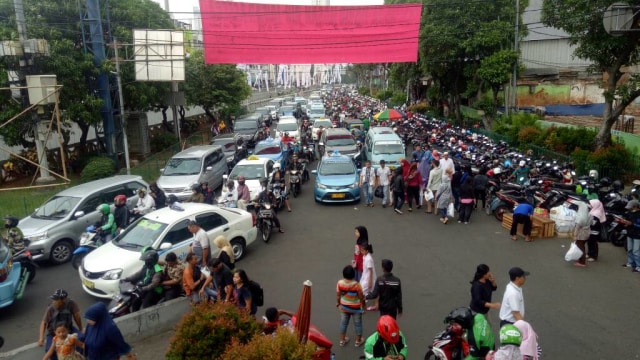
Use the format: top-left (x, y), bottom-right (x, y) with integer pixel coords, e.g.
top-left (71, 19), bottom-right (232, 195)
top-left (253, 137), bottom-right (289, 169)
top-left (312, 151), bottom-right (361, 203)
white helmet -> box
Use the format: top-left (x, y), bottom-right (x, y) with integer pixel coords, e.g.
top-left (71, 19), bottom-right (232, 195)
top-left (493, 167), bottom-right (502, 175)
top-left (273, 163), bottom-right (281, 170)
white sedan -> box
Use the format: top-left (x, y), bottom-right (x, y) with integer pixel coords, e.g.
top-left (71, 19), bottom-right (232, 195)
top-left (311, 119), bottom-right (332, 141)
top-left (78, 203), bottom-right (257, 299)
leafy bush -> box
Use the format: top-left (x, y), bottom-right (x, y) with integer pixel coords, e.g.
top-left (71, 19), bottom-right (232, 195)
top-left (388, 92), bottom-right (407, 108)
top-left (166, 302), bottom-right (261, 360)
top-left (80, 157), bottom-right (116, 182)
top-left (151, 132), bottom-right (178, 153)
top-left (517, 126), bottom-right (542, 145)
top-left (493, 113), bottom-right (542, 144)
top-left (219, 328), bottom-right (317, 360)
top-left (408, 102), bottom-right (429, 114)
top-left (358, 87), bottom-right (370, 97)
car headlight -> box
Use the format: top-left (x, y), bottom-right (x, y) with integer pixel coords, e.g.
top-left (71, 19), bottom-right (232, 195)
top-left (101, 269), bottom-right (123, 280)
top-left (27, 232), bottom-right (48, 243)
top-left (184, 182), bottom-right (198, 192)
top-left (317, 183), bottom-right (327, 189)
top-left (349, 182), bottom-right (358, 189)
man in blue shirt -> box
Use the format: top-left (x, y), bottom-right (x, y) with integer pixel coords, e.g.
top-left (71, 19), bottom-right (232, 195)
top-left (511, 203), bottom-right (534, 242)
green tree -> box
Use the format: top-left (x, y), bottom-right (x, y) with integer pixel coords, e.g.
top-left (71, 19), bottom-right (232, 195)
top-left (0, 0), bottom-right (174, 150)
top-left (541, 0), bottom-right (640, 149)
top-left (184, 49), bottom-right (252, 122)
top-left (477, 49), bottom-right (520, 128)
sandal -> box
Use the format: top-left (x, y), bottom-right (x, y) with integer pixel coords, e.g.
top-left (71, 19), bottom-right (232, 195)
top-left (278, 229), bottom-right (285, 233)
top-left (339, 337), bottom-right (350, 347)
top-left (366, 305), bottom-right (378, 311)
top-left (355, 339), bottom-right (364, 347)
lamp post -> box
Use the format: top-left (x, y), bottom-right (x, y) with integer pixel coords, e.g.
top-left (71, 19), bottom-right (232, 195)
top-left (512, 0), bottom-right (520, 114)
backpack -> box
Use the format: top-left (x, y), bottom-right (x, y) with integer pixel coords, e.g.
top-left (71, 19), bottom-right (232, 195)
top-left (248, 280), bottom-right (264, 307)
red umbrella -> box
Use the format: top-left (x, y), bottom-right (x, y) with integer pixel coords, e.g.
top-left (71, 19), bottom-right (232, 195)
top-left (294, 280), bottom-right (312, 343)
top-left (373, 108), bottom-right (404, 121)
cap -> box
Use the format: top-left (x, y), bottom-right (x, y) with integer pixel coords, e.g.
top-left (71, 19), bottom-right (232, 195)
top-left (519, 160), bottom-right (526, 167)
top-left (443, 151), bottom-right (449, 155)
top-left (509, 267), bottom-right (530, 280)
top-left (50, 289), bottom-right (68, 300)
top-left (626, 200), bottom-right (640, 210)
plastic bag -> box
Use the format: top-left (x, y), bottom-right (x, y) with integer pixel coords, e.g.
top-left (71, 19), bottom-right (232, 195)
top-left (564, 242), bottom-right (583, 262)
top-left (424, 190), bottom-right (434, 201)
top-left (374, 186), bottom-right (384, 198)
top-left (447, 202), bottom-right (455, 217)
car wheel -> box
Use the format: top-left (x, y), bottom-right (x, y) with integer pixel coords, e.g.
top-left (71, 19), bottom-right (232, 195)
top-left (230, 237), bottom-right (246, 260)
top-left (50, 240), bottom-right (73, 265)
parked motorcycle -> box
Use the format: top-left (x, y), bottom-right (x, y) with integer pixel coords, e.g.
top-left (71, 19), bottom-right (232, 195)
top-left (72, 225), bottom-right (108, 270)
top-left (289, 169), bottom-right (302, 198)
top-left (12, 240), bottom-right (37, 284)
top-left (108, 280), bottom-right (143, 318)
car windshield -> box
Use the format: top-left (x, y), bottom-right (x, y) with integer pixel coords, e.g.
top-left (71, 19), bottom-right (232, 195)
top-left (254, 145), bottom-right (281, 155)
top-left (235, 122), bottom-right (257, 130)
top-left (229, 164), bottom-right (265, 180)
top-left (314, 120), bottom-right (332, 128)
top-left (277, 123), bottom-right (298, 132)
top-left (0, 240), bottom-right (9, 263)
top-left (319, 161), bottom-right (355, 176)
top-left (163, 158), bottom-right (201, 176)
top-left (373, 143), bottom-right (404, 156)
top-left (281, 106), bottom-right (294, 113)
top-left (310, 108), bottom-right (325, 115)
top-left (33, 195), bottom-right (81, 219)
top-left (326, 134), bottom-right (355, 147)
top-left (114, 218), bottom-right (168, 249)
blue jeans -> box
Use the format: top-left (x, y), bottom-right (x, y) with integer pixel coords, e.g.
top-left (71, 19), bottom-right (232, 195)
top-left (339, 311), bottom-right (363, 336)
top-left (363, 185), bottom-right (373, 204)
top-left (393, 192), bottom-right (404, 210)
top-left (627, 237), bottom-right (640, 268)
top-left (439, 207), bottom-right (447, 218)
top-left (380, 185), bottom-right (389, 205)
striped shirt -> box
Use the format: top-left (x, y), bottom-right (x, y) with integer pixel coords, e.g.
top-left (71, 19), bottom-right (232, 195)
top-left (336, 279), bottom-right (364, 313)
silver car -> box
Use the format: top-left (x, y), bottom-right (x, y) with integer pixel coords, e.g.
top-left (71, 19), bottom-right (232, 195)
top-left (19, 175), bottom-right (148, 264)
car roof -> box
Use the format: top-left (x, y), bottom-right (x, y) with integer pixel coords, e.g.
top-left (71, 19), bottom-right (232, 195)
top-left (236, 157), bottom-right (271, 166)
top-left (278, 117), bottom-right (297, 124)
top-left (325, 128), bottom-right (351, 135)
top-left (211, 133), bottom-right (236, 140)
top-left (57, 175), bottom-right (146, 196)
top-left (142, 202), bottom-right (238, 223)
top-left (320, 153), bottom-right (354, 164)
top-left (172, 145), bottom-right (222, 158)
top-left (256, 137), bottom-right (282, 147)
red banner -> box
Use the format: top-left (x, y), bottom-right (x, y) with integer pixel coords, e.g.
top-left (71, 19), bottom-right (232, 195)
top-left (199, 0), bottom-right (422, 64)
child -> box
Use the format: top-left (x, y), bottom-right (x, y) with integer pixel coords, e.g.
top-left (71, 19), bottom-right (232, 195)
top-left (43, 324), bottom-right (85, 360)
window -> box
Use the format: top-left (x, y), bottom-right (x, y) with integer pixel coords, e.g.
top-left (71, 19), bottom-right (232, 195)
top-left (102, 186), bottom-right (126, 204)
top-left (196, 212), bottom-right (228, 231)
top-left (79, 194), bottom-right (102, 215)
top-left (162, 221), bottom-right (191, 246)
top-left (125, 182), bottom-right (146, 196)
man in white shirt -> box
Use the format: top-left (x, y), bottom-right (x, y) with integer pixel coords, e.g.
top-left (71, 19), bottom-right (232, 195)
top-left (499, 267), bottom-right (528, 327)
top-left (440, 151), bottom-right (455, 176)
top-left (133, 188), bottom-right (155, 215)
top-left (375, 160), bottom-right (392, 208)
top-left (360, 161), bottom-right (377, 207)
top-left (188, 220), bottom-right (210, 268)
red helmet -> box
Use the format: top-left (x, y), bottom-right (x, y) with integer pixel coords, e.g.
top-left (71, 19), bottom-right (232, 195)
top-left (114, 194), bottom-right (127, 206)
top-left (377, 315), bottom-right (400, 344)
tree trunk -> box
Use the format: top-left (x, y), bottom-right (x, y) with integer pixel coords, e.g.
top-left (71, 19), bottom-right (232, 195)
top-left (161, 106), bottom-right (172, 132)
top-left (77, 120), bottom-right (90, 152)
top-left (204, 107), bottom-right (217, 123)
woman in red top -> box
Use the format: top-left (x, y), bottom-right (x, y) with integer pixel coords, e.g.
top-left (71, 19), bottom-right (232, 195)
top-left (406, 161), bottom-right (423, 212)
top-left (352, 226), bottom-right (369, 282)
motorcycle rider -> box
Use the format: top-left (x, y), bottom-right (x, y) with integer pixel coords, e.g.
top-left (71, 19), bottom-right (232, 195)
top-left (486, 325), bottom-right (522, 360)
top-left (288, 154), bottom-right (308, 183)
top-left (122, 248), bottom-right (164, 311)
top-left (113, 195), bottom-right (129, 235)
top-left (271, 164), bottom-right (292, 212)
top-left (236, 176), bottom-right (251, 210)
top-left (3, 215), bottom-right (25, 253)
top-left (201, 182), bottom-right (215, 204)
top-left (96, 203), bottom-right (116, 242)
top-left (223, 180), bottom-right (238, 208)
top-left (363, 315), bottom-right (408, 360)
top-left (133, 187), bottom-right (155, 215)
top-left (257, 179), bottom-right (285, 233)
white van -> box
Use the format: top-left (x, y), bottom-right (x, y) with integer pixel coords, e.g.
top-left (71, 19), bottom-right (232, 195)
top-left (309, 104), bottom-right (326, 120)
top-left (363, 127), bottom-right (405, 169)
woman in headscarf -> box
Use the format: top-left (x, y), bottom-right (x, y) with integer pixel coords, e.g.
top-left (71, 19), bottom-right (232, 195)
top-left (586, 199), bottom-right (607, 262)
top-left (425, 159), bottom-right (442, 214)
top-left (81, 302), bottom-right (136, 360)
top-left (436, 168), bottom-right (453, 224)
top-left (213, 235), bottom-right (236, 270)
top-left (514, 320), bottom-right (541, 360)
top-left (417, 151), bottom-right (431, 208)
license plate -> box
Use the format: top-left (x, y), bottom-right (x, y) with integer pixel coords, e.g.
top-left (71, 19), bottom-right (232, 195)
top-left (331, 193), bottom-right (346, 199)
top-left (82, 279), bottom-right (95, 289)
top-left (260, 211), bottom-right (272, 218)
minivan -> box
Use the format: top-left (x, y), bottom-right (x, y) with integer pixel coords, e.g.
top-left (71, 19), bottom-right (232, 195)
top-left (363, 127), bottom-right (405, 169)
top-left (309, 104), bottom-right (326, 120)
top-left (320, 128), bottom-right (358, 158)
top-left (157, 145), bottom-right (227, 200)
top-left (19, 175), bottom-right (148, 264)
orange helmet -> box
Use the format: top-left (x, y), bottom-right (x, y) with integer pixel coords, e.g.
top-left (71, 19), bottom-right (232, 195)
top-left (377, 315), bottom-right (400, 344)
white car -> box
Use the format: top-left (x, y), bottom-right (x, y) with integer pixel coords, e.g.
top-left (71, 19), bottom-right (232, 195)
top-left (78, 203), bottom-right (257, 299)
top-left (222, 157), bottom-right (275, 202)
top-left (311, 119), bottom-right (332, 141)
top-left (276, 117), bottom-right (300, 141)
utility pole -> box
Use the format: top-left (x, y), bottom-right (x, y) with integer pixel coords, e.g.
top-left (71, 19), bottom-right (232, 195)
top-left (512, 0), bottom-right (520, 114)
top-left (113, 38), bottom-right (131, 174)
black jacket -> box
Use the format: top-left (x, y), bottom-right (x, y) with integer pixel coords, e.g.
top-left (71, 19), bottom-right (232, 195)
top-left (114, 206), bottom-right (129, 230)
top-left (366, 272), bottom-right (402, 314)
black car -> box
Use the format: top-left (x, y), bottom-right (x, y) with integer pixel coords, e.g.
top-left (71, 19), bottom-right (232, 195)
top-left (210, 133), bottom-right (249, 171)
top-left (233, 120), bottom-right (263, 148)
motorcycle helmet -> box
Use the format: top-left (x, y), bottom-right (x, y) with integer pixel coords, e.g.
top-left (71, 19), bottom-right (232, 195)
top-left (140, 248), bottom-right (159, 267)
top-left (114, 195), bottom-right (127, 207)
top-left (284, 132), bottom-right (289, 137)
top-left (3, 216), bottom-right (19, 228)
top-left (273, 163), bottom-right (281, 170)
top-left (589, 169), bottom-right (599, 181)
top-left (599, 177), bottom-right (612, 188)
top-left (444, 307), bottom-right (473, 329)
top-left (96, 203), bottom-right (110, 215)
top-left (499, 324), bottom-right (522, 346)
top-left (377, 315), bottom-right (401, 344)
top-left (167, 194), bottom-right (178, 205)
top-left (612, 180), bottom-right (624, 192)
top-left (504, 159), bottom-right (512, 168)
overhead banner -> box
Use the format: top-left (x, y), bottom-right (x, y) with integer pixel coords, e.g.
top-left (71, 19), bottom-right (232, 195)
top-left (199, 1), bottom-right (422, 64)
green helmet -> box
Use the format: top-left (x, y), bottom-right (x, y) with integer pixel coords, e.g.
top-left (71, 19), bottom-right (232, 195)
top-left (97, 204), bottom-right (110, 215)
top-left (499, 324), bottom-right (522, 346)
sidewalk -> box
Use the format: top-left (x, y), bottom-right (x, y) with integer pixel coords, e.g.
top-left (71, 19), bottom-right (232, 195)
top-left (130, 330), bottom-right (174, 360)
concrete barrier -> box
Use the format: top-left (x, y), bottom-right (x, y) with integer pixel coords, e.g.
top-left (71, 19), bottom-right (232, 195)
top-left (0, 297), bottom-right (190, 359)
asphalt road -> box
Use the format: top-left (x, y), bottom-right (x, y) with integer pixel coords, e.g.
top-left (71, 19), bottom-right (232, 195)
top-left (2, 170), bottom-right (639, 359)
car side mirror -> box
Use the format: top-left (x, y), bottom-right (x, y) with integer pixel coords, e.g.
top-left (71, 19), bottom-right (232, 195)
top-left (159, 242), bottom-right (172, 250)
top-left (311, 170), bottom-right (317, 175)
top-left (223, 174), bottom-right (228, 181)
top-left (160, 168), bottom-right (165, 173)
top-left (74, 211), bottom-right (85, 219)
top-left (206, 166), bottom-right (213, 171)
